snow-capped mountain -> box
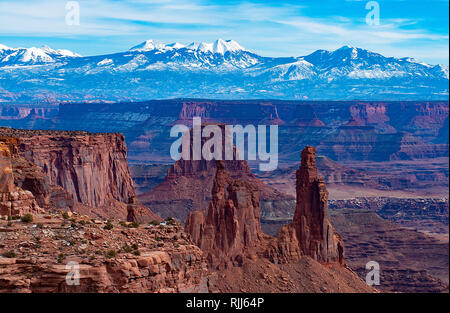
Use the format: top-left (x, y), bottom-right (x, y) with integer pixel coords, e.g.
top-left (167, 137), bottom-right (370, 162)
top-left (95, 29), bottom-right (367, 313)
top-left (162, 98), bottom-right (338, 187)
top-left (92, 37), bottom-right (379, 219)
top-left (0, 45), bottom-right (81, 66)
top-left (0, 39), bottom-right (447, 102)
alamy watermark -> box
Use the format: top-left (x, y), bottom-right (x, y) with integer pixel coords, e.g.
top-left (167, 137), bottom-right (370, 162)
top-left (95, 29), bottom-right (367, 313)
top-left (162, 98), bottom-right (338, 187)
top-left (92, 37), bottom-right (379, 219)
top-left (365, 261), bottom-right (380, 286)
top-left (65, 1), bottom-right (80, 26)
top-left (365, 1), bottom-right (380, 26)
top-left (65, 261), bottom-right (80, 286)
top-left (170, 117), bottom-right (278, 171)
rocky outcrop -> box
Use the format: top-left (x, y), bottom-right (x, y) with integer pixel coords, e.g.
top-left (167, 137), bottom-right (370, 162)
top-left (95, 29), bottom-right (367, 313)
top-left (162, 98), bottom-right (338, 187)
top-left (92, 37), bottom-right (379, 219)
top-left (0, 142), bottom-right (42, 217)
top-left (139, 123), bottom-right (295, 222)
top-left (266, 147), bottom-right (344, 265)
top-left (0, 128), bottom-right (160, 222)
top-left (0, 212), bottom-right (207, 293)
top-left (186, 147), bottom-right (345, 267)
top-left (185, 161), bottom-right (266, 268)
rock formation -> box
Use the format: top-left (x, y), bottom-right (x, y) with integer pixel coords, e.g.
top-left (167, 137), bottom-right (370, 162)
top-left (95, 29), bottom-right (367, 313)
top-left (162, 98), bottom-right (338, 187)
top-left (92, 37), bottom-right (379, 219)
top-left (140, 123), bottom-right (295, 222)
top-left (186, 147), bottom-right (345, 267)
top-left (0, 141), bottom-right (42, 217)
top-left (289, 146), bottom-right (344, 264)
top-left (0, 128), bottom-right (160, 222)
top-left (0, 212), bottom-right (207, 293)
top-left (185, 161), bottom-right (266, 268)
top-left (127, 196), bottom-right (138, 223)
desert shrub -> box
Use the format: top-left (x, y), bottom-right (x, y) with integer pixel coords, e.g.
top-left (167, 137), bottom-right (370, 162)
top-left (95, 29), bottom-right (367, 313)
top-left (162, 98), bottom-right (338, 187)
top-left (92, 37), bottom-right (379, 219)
top-left (150, 220), bottom-right (159, 226)
top-left (2, 250), bottom-right (16, 258)
top-left (129, 222), bottom-right (139, 228)
top-left (21, 214), bottom-right (33, 223)
top-left (105, 250), bottom-right (116, 258)
top-left (165, 217), bottom-right (176, 225)
top-left (104, 221), bottom-right (114, 230)
top-left (121, 244), bottom-right (133, 253)
top-left (57, 253), bottom-right (65, 263)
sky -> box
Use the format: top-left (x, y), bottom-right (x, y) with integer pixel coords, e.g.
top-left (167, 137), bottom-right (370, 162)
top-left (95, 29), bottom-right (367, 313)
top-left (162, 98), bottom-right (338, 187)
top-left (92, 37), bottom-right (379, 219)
top-left (0, 0), bottom-right (448, 65)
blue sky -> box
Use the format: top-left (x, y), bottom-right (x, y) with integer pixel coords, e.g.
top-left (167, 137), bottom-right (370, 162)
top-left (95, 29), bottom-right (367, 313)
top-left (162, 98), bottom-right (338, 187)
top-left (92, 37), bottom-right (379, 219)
top-left (0, 0), bottom-right (448, 65)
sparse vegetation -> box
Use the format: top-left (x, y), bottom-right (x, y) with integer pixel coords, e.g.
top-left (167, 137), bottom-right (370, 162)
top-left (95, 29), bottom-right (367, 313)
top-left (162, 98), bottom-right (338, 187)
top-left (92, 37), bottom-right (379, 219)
top-left (21, 214), bottom-right (33, 223)
top-left (165, 217), bottom-right (176, 225)
top-left (105, 250), bottom-right (116, 258)
top-left (57, 253), bottom-right (65, 263)
top-left (104, 220), bottom-right (114, 230)
top-left (129, 222), bottom-right (139, 228)
top-left (150, 220), bottom-right (159, 226)
top-left (121, 244), bottom-right (133, 253)
top-left (2, 250), bottom-right (16, 258)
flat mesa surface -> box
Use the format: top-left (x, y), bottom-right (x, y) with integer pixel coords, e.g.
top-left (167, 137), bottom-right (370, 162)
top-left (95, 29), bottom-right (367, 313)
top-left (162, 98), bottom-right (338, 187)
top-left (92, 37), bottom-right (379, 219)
top-left (0, 127), bottom-right (118, 137)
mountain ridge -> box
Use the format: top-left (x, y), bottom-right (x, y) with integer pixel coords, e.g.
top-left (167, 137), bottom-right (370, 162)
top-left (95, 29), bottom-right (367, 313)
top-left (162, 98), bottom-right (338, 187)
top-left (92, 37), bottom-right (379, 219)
top-left (0, 39), bottom-right (448, 102)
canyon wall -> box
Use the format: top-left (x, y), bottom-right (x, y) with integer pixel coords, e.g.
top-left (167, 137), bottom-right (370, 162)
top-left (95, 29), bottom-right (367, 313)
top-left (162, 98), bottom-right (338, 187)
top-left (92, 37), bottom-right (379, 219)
top-left (0, 141), bottom-right (42, 217)
top-left (0, 127), bottom-right (159, 221)
top-left (1, 100), bottom-right (447, 164)
top-left (0, 128), bottom-right (135, 208)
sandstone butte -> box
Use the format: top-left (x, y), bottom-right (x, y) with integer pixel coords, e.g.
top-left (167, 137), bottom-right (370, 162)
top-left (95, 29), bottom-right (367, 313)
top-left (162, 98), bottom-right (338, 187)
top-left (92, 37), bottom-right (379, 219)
top-left (0, 126), bottom-right (374, 293)
top-left (184, 147), bottom-right (372, 292)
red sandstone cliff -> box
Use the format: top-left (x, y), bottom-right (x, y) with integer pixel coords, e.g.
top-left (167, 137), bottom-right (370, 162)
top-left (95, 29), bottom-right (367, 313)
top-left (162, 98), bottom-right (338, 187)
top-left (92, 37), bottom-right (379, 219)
top-left (0, 141), bottom-right (42, 217)
top-left (0, 128), bottom-right (159, 222)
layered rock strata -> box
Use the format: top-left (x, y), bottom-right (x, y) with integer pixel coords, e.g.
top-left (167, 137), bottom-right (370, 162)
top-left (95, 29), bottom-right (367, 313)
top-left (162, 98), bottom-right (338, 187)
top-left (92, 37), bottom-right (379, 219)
top-left (0, 128), bottom-right (159, 222)
top-left (0, 142), bottom-right (42, 217)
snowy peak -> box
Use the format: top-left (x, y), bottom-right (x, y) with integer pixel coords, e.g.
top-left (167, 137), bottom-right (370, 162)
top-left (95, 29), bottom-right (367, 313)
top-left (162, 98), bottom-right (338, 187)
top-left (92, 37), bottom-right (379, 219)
top-left (0, 44), bottom-right (12, 51)
top-left (187, 39), bottom-right (246, 54)
top-left (129, 40), bottom-right (166, 51)
top-left (212, 39), bottom-right (246, 54)
top-left (128, 38), bottom-right (247, 54)
top-left (0, 45), bottom-right (81, 65)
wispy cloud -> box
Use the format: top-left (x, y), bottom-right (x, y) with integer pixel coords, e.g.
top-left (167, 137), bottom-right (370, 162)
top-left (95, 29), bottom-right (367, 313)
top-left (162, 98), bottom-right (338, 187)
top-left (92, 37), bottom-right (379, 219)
top-left (0, 0), bottom-right (448, 64)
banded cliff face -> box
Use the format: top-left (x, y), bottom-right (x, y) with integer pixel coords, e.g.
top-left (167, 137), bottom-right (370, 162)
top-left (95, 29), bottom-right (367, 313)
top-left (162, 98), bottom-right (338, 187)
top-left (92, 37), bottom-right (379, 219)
top-left (0, 141), bottom-right (42, 217)
top-left (0, 128), bottom-right (134, 207)
top-left (19, 131), bottom-right (134, 207)
top-left (0, 127), bottom-right (159, 221)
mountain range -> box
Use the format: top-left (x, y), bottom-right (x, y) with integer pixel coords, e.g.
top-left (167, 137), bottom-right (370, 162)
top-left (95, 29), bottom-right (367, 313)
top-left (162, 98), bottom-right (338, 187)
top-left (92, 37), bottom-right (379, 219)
top-left (0, 39), bottom-right (448, 102)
